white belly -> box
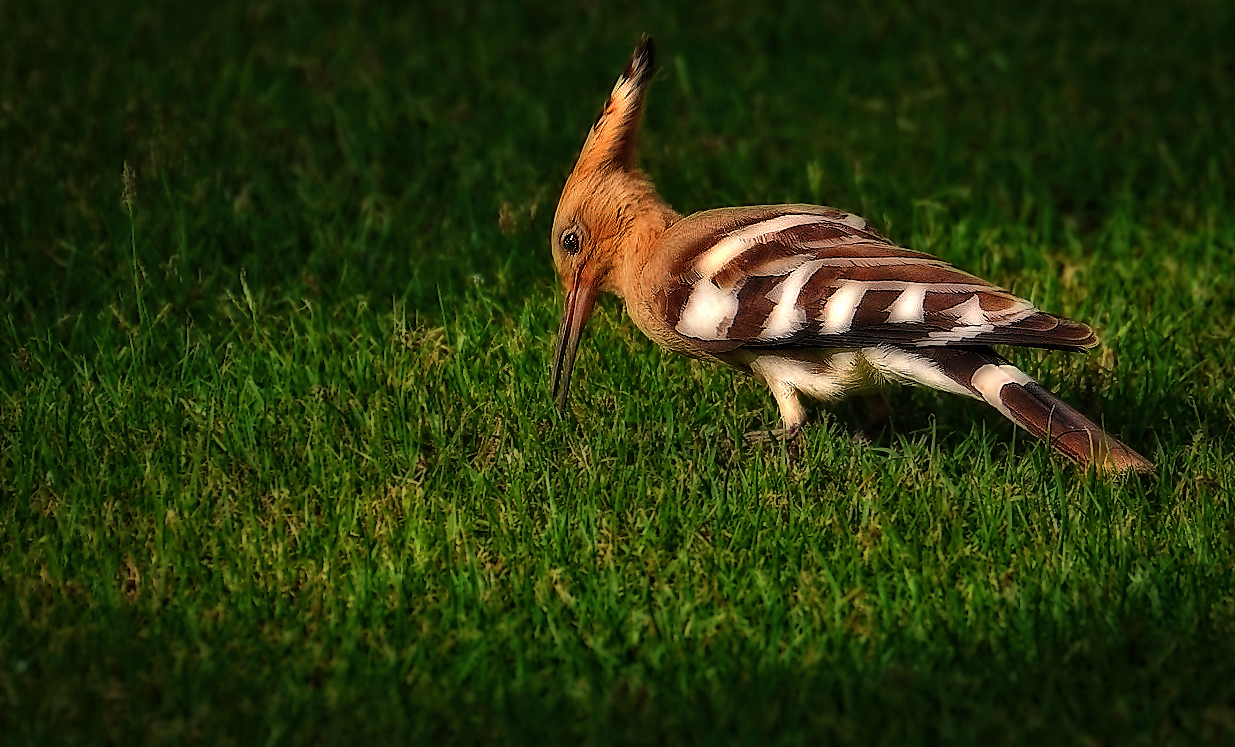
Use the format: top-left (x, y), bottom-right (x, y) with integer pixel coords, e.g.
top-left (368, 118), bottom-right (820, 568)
top-left (744, 345), bottom-right (976, 404)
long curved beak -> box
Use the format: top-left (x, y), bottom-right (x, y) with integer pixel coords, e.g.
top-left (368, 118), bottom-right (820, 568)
top-left (550, 273), bottom-right (599, 412)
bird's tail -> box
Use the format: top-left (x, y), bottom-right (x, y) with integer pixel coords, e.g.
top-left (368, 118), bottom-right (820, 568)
top-left (918, 347), bottom-right (1153, 474)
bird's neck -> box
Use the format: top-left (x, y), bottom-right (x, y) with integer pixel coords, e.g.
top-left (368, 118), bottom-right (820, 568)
top-left (612, 182), bottom-right (680, 299)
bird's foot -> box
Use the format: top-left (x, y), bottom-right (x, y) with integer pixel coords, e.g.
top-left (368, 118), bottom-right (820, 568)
top-left (744, 423), bottom-right (803, 445)
top-left (746, 423), bottom-right (805, 465)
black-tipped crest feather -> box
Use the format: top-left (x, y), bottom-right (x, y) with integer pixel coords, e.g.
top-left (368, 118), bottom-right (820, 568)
top-left (624, 35), bottom-right (655, 89)
top-left (574, 36), bottom-right (657, 173)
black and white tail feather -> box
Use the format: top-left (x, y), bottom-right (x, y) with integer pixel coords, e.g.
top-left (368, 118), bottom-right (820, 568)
top-left (919, 347), bottom-right (1141, 470)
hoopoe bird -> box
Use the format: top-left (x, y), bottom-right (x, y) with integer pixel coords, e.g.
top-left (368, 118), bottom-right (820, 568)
top-left (549, 36), bottom-right (1153, 474)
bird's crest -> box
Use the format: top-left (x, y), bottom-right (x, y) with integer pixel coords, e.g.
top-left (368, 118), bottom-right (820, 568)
top-left (570, 35), bottom-right (655, 176)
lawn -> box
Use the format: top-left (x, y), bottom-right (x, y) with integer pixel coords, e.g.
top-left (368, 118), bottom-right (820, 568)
top-left (2, 0), bottom-right (1234, 744)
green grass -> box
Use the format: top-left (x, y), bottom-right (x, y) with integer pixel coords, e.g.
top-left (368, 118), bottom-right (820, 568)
top-left (3, 0), bottom-right (1234, 743)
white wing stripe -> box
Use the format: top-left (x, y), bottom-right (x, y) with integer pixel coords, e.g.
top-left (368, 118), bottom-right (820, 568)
top-left (820, 283), bottom-right (867, 334)
top-left (676, 280), bottom-right (739, 340)
top-left (921, 326), bottom-right (997, 344)
top-left (761, 260), bottom-right (823, 339)
top-left (695, 214), bottom-right (832, 278)
top-left (887, 284), bottom-right (928, 323)
top-left (693, 235), bottom-right (753, 281)
top-left (945, 296), bottom-right (988, 325)
top-left (745, 254), bottom-right (815, 279)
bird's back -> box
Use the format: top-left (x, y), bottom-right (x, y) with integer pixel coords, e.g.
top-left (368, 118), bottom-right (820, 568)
top-left (637, 204), bottom-right (1097, 356)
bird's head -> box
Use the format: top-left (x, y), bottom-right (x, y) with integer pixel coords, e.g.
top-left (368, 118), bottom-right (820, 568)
top-left (549, 35), bottom-right (675, 411)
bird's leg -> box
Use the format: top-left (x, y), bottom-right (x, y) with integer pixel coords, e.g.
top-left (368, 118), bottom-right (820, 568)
top-left (744, 378), bottom-right (807, 444)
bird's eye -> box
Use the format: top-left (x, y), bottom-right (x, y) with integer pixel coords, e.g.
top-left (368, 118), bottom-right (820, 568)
top-left (561, 229), bottom-right (580, 254)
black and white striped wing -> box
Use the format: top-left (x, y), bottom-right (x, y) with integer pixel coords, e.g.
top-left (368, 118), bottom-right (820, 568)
top-left (656, 205), bottom-right (1097, 353)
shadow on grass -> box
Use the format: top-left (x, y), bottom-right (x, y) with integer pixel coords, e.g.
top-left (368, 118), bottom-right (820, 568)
top-left (5, 612), bottom-right (1232, 746)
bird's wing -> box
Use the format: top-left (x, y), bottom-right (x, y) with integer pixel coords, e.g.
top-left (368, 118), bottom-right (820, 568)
top-left (653, 204), bottom-right (1097, 353)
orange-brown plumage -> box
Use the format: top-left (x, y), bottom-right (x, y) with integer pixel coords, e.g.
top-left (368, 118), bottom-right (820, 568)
top-left (548, 36), bottom-right (1152, 475)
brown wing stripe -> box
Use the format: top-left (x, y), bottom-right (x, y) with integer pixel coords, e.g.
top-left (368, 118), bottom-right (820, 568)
top-left (728, 276), bottom-right (781, 339)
